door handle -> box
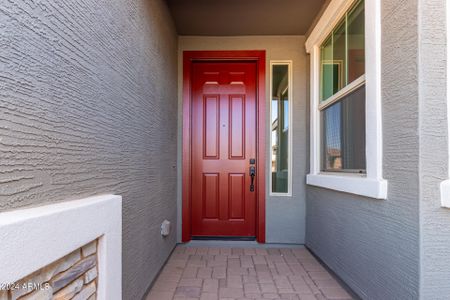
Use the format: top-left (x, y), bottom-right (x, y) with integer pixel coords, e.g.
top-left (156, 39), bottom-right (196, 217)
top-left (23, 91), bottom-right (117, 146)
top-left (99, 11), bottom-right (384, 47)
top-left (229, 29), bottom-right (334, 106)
top-left (249, 166), bottom-right (256, 192)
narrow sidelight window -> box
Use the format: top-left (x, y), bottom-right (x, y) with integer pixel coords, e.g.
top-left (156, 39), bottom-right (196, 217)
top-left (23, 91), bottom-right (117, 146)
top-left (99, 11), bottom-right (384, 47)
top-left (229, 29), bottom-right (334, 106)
top-left (319, 0), bottom-right (366, 173)
top-left (270, 62), bottom-right (292, 195)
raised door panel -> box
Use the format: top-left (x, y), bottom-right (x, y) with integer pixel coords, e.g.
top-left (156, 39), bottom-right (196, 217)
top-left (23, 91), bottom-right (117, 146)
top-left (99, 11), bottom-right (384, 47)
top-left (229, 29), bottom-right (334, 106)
top-left (229, 95), bottom-right (245, 159)
top-left (229, 173), bottom-right (245, 219)
top-left (203, 173), bottom-right (219, 219)
top-left (203, 96), bottom-right (220, 159)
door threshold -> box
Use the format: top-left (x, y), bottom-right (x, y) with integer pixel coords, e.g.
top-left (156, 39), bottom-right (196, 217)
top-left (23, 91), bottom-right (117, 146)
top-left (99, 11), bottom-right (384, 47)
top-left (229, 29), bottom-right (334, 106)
top-left (192, 236), bottom-right (256, 241)
top-left (180, 240), bottom-right (305, 248)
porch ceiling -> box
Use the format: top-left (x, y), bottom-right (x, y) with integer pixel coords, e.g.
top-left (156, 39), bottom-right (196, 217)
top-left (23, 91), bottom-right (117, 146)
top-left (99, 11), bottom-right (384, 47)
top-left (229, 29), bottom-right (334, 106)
top-left (166, 0), bottom-right (328, 36)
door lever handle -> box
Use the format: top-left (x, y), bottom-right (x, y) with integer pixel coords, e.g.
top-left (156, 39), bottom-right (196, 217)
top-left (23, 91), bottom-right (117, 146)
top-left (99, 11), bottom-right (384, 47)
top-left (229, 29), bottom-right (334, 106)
top-left (249, 166), bottom-right (256, 192)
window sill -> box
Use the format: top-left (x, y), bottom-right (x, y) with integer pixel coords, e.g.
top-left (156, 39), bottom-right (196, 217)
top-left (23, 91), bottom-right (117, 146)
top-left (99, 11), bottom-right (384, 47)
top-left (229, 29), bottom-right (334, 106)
top-left (306, 173), bottom-right (387, 199)
top-left (270, 192), bottom-right (292, 197)
top-left (440, 180), bottom-right (450, 208)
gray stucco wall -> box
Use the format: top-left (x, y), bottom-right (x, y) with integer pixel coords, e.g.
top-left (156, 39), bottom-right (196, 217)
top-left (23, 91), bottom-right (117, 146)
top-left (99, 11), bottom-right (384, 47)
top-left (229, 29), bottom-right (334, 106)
top-left (418, 0), bottom-right (450, 298)
top-left (305, 0), bottom-right (421, 299)
top-left (177, 36), bottom-right (309, 244)
top-left (0, 1), bottom-right (178, 299)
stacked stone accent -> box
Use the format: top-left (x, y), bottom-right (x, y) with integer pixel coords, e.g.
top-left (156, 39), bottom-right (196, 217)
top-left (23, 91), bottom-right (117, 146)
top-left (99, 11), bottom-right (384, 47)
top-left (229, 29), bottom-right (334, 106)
top-left (1, 240), bottom-right (98, 300)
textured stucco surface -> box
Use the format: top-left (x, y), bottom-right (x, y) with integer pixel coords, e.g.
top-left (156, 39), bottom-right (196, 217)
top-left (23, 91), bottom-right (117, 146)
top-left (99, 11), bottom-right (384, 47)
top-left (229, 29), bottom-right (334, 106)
top-left (0, 1), bottom-right (178, 299)
top-left (418, 0), bottom-right (450, 298)
top-left (306, 0), bottom-right (421, 299)
top-left (178, 36), bottom-right (309, 244)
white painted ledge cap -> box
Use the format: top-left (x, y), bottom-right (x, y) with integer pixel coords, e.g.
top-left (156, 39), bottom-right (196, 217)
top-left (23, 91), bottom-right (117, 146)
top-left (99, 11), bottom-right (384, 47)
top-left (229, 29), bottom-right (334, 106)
top-left (440, 180), bottom-right (450, 208)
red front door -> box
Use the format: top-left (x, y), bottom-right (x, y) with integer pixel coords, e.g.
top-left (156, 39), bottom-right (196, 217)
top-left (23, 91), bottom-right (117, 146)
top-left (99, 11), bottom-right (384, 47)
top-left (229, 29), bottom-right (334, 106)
top-left (191, 61), bottom-right (257, 237)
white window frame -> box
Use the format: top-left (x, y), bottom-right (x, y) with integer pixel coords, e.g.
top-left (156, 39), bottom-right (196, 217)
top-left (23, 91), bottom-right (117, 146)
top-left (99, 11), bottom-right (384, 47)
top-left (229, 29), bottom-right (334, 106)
top-left (441, 0), bottom-right (450, 208)
top-left (305, 0), bottom-right (387, 199)
top-left (269, 60), bottom-right (293, 196)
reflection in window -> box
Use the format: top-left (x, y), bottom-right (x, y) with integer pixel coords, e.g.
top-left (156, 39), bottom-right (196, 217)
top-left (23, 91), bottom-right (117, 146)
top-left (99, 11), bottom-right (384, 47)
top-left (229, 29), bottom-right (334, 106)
top-left (321, 85), bottom-right (366, 172)
top-left (320, 0), bottom-right (365, 102)
top-left (332, 19), bottom-right (346, 89)
top-left (271, 64), bottom-right (290, 194)
top-left (319, 0), bottom-right (366, 173)
top-left (321, 36), bottom-right (336, 101)
top-left (348, 1), bottom-right (365, 82)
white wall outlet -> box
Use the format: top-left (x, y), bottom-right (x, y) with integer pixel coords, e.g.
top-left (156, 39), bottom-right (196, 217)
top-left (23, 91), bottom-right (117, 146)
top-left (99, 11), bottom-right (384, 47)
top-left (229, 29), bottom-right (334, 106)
top-left (161, 220), bottom-right (171, 237)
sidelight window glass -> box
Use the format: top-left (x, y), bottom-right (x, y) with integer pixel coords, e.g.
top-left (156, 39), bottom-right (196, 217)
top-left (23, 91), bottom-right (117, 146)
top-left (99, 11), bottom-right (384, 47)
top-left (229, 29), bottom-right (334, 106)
top-left (270, 62), bottom-right (292, 195)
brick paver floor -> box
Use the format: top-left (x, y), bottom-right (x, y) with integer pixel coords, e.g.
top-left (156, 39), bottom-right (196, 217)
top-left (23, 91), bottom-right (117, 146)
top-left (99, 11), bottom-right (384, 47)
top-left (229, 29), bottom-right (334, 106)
top-left (146, 244), bottom-right (354, 300)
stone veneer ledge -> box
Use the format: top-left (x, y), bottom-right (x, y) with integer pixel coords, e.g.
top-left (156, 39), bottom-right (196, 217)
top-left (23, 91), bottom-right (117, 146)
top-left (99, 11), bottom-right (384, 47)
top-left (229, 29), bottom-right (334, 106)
top-left (5, 240), bottom-right (99, 300)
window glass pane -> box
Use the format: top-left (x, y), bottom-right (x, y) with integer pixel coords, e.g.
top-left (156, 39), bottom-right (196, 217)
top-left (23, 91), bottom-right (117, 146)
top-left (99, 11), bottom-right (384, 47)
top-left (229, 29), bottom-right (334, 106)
top-left (333, 20), bottom-right (347, 89)
top-left (321, 85), bottom-right (366, 172)
top-left (282, 90), bottom-right (289, 131)
top-left (347, 0), bottom-right (365, 82)
top-left (320, 35), bottom-right (335, 101)
top-left (271, 64), bottom-right (290, 193)
top-left (320, 0), bottom-right (365, 100)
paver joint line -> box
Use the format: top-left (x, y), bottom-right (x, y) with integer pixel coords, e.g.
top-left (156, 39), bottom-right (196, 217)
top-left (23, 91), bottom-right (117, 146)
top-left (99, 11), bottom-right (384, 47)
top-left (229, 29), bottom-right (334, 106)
top-left (146, 245), bottom-right (354, 300)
